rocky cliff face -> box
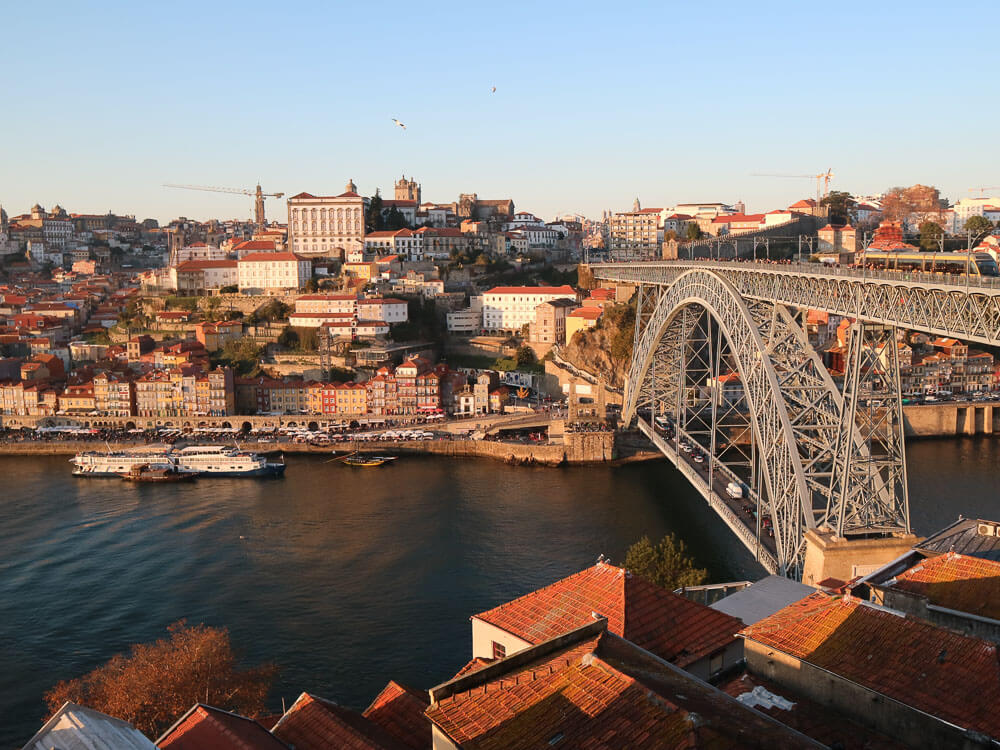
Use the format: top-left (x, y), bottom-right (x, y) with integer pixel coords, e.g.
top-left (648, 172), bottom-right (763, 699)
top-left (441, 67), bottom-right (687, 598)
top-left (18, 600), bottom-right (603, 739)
top-left (560, 302), bottom-right (635, 389)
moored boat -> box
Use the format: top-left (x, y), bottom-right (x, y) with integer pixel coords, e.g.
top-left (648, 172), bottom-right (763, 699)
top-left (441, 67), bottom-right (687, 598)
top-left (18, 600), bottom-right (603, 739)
top-left (72, 444), bottom-right (285, 478)
top-left (72, 446), bottom-right (173, 477)
top-left (118, 464), bottom-right (200, 483)
top-left (172, 445), bottom-right (286, 477)
top-left (343, 455), bottom-right (387, 467)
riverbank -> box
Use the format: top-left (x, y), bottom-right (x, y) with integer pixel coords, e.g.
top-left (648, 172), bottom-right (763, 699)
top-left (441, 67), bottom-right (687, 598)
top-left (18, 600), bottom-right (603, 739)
top-left (0, 432), bottom-right (641, 466)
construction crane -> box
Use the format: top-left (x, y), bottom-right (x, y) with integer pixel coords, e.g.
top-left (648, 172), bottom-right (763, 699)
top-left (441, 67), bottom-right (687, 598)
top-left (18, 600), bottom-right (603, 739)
top-left (751, 169), bottom-right (834, 203)
top-left (968, 187), bottom-right (1000, 196)
top-left (163, 183), bottom-right (284, 228)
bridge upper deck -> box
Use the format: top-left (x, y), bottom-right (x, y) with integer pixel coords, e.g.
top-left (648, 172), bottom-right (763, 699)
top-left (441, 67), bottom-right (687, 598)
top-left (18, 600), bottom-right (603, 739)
top-left (591, 260), bottom-right (1000, 346)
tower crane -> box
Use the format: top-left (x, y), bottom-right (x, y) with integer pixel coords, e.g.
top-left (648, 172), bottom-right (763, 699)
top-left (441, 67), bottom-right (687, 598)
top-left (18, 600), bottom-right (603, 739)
top-left (751, 169), bottom-right (834, 203)
top-left (163, 183), bottom-right (285, 228)
top-left (968, 187), bottom-right (1000, 196)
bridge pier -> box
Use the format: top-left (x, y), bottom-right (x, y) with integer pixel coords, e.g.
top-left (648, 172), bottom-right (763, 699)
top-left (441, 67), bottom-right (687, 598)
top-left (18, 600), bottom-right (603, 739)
top-left (801, 529), bottom-right (922, 588)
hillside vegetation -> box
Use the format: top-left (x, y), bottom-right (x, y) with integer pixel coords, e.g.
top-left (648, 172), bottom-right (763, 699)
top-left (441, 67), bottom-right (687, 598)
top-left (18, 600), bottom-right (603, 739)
top-left (560, 301), bottom-right (635, 389)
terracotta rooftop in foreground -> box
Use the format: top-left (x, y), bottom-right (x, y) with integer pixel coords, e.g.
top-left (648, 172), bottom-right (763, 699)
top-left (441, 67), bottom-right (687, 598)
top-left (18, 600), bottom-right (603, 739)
top-left (718, 672), bottom-right (907, 750)
top-left (362, 681), bottom-right (431, 750)
top-left (739, 592), bottom-right (1000, 739)
top-left (156, 703), bottom-right (288, 750)
top-left (886, 551), bottom-right (1000, 620)
top-left (426, 623), bottom-right (821, 749)
top-left (472, 562), bottom-right (743, 669)
top-left (271, 693), bottom-right (411, 750)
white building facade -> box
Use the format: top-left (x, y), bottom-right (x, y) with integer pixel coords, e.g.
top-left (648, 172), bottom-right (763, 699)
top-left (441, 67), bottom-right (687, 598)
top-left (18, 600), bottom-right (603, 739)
top-left (237, 252), bottom-right (312, 293)
top-left (287, 180), bottom-right (367, 259)
top-left (364, 229), bottom-right (423, 260)
top-left (356, 298), bottom-right (408, 323)
top-left (481, 285), bottom-right (577, 332)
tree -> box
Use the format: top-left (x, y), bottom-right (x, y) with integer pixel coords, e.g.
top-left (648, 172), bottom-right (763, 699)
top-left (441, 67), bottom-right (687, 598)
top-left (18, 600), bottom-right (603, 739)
top-left (304, 277), bottom-right (319, 293)
top-left (515, 345), bottom-right (536, 367)
top-left (44, 621), bottom-right (275, 739)
top-left (685, 223), bottom-right (702, 241)
top-left (366, 192), bottom-right (383, 233)
top-left (881, 184), bottom-right (943, 224)
top-left (624, 533), bottom-right (707, 590)
top-left (384, 206), bottom-right (408, 230)
top-left (919, 220), bottom-right (943, 252)
top-left (820, 190), bottom-right (856, 225)
top-left (965, 215), bottom-right (995, 243)
top-left (220, 284), bottom-right (238, 294)
top-left (278, 326), bottom-right (300, 349)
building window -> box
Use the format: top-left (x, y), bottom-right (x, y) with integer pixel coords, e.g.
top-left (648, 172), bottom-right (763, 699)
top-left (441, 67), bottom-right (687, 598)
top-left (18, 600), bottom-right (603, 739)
top-left (492, 641), bottom-right (506, 659)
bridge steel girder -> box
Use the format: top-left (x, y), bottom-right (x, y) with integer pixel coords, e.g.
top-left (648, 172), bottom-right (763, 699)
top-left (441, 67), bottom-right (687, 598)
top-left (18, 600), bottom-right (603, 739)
top-left (626, 269), bottom-right (845, 575)
top-left (594, 262), bottom-right (1000, 347)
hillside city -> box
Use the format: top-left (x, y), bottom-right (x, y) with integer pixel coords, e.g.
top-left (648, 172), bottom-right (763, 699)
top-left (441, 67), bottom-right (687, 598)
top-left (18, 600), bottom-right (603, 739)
top-left (2, 183), bottom-right (1000, 432)
top-left (8, 180), bottom-right (1000, 749)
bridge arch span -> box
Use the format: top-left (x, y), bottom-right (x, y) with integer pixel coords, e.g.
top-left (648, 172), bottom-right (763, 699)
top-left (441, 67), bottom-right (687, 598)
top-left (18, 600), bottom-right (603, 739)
top-left (626, 269), bottom-right (838, 573)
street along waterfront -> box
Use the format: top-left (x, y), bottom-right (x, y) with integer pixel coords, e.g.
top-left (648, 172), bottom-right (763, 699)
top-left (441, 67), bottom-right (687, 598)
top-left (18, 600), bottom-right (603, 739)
top-left (0, 439), bottom-right (993, 746)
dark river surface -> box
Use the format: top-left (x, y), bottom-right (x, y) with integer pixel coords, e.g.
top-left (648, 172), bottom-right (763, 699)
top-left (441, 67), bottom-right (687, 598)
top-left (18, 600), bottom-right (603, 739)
top-left (1, 439), bottom-right (997, 745)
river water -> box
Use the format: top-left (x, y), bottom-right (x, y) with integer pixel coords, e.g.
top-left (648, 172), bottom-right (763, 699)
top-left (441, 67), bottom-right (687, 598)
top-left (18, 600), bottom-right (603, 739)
top-left (0, 439), bottom-right (996, 745)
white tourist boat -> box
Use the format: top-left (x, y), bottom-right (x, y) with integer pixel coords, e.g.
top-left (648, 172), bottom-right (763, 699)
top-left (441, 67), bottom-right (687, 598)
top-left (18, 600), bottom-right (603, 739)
top-left (72, 444), bottom-right (285, 478)
top-left (172, 445), bottom-right (285, 477)
top-left (71, 445), bottom-right (173, 476)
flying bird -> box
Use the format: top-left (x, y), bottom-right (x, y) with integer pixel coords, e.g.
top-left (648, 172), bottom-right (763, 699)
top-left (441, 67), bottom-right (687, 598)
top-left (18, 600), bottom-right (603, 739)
top-left (491, 85), bottom-right (496, 93)
top-left (391, 118), bottom-right (406, 130)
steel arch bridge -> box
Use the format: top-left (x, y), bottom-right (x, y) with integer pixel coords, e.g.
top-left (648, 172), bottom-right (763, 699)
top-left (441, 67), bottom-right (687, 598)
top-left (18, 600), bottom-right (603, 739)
top-left (592, 261), bottom-right (1000, 577)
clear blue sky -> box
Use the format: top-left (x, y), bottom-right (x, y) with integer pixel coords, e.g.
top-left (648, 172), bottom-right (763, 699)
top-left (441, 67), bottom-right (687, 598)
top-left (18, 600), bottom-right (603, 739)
top-left (1, 1), bottom-right (997, 224)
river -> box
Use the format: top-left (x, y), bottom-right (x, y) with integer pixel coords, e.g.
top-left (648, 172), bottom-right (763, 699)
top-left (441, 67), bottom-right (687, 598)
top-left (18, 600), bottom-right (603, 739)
top-left (0, 438), bottom-right (996, 746)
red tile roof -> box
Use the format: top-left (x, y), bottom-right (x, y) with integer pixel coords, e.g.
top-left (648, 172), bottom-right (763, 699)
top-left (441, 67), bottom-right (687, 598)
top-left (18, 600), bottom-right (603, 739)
top-left (473, 563), bottom-right (742, 669)
top-left (176, 260), bottom-right (238, 270)
top-left (712, 213), bottom-right (765, 224)
top-left (362, 681), bottom-right (430, 750)
top-left (234, 240), bottom-right (278, 251)
top-left (718, 672), bottom-right (906, 750)
top-left (739, 592), bottom-right (1000, 738)
top-left (451, 657), bottom-right (493, 679)
top-left (569, 306), bottom-right (602, 320)
top-left (426, 629), bottom-right (819, 750)
top-left (484, 285), bottom-right (576, 296)
top-left (239, 252), bottom-right (308, 263)
top-left (156, 704), bottom-right (288, 750)
top-left (887, 552), bottom-right (1000, 620)
top-left (271, 693), bottom-right (410, 750)
top-left (366, 229), bottom-right (415, 238)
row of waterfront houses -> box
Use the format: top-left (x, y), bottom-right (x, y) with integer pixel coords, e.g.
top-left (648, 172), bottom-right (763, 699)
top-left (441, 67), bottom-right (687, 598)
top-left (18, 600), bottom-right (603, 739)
top-left (0, 356), bottom-right (516, 420)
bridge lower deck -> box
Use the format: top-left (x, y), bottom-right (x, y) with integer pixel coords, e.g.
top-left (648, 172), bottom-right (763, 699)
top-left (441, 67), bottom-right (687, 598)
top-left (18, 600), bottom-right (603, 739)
top-left (637, 417), bottom-right (779, 574)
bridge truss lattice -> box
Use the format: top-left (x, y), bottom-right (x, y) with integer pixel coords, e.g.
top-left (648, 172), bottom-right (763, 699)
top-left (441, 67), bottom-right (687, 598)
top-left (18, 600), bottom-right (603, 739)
top-left (618, 267), bottom-right (913, 576)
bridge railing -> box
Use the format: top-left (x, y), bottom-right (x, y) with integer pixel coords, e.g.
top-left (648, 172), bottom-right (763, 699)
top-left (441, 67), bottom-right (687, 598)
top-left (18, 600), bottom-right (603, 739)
top-left (592, 258), bottom-right (1000, 293)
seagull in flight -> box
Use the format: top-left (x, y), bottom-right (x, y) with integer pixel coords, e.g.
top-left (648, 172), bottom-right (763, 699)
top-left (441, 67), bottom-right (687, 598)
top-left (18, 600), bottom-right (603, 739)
top-left (491, 85), bottom-right (496, 93)
top-left (391, 118), bottom-right (406, 130)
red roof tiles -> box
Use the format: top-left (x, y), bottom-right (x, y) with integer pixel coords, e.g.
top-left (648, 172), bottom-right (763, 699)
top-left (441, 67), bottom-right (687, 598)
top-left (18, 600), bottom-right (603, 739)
top-left (427, 628), bottom-right (819, 750)
top-left (484, 285), bottom-right (576, 296)
top-left (718, 672), bottom-right (906, 750)
top-left (362, 681), bottom-right (430, 750)
top-left (271, 693), bottom-right (409, 750)
top-left (156, 704), bottom-right (288, 750)
top-left (887, 552), bottom-right (1000, 620)
top-left (739, 592), bottom-right (1000, 738)
top-left (239, 252), bottom-right (308, 263)
top-left (473, 563), bottom-right (742, 669)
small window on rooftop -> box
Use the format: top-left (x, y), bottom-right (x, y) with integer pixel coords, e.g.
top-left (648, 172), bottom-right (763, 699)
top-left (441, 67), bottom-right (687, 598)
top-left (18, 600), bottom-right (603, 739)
top-left (548, 732), bottom-right (564, 745)
top-left (492, 641), bottom-right (506, 660)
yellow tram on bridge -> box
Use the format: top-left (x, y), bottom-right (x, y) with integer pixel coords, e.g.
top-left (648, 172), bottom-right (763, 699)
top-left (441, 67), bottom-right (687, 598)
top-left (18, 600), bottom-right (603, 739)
top-left (860, 249), bottom-right (999, 277)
